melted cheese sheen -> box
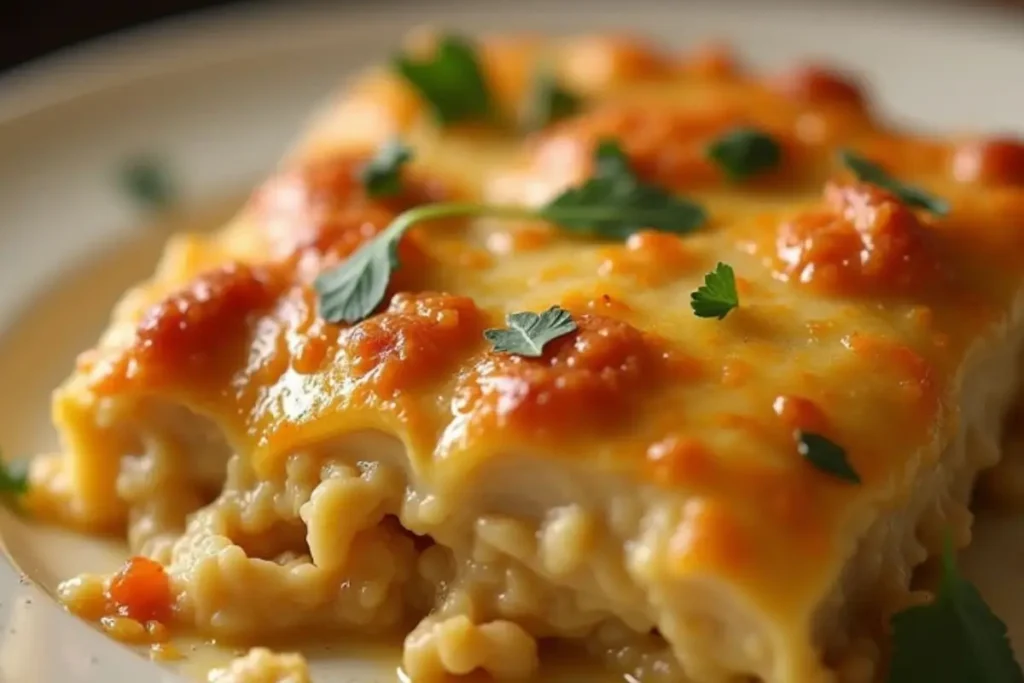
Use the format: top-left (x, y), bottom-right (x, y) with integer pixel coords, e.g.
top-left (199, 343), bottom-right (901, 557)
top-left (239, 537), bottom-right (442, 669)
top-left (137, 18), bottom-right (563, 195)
top-left (34, 33), bottom-right (1024, 683)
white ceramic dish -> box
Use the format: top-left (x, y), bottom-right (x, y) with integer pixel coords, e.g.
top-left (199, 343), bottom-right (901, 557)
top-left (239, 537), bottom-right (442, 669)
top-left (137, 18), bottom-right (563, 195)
top-left (0, 1), bottom-right (1022, 681)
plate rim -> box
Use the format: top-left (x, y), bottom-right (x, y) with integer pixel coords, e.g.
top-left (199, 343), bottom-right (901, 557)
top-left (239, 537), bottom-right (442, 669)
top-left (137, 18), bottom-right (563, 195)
top-left (1, 0), bottom-right (1022, 127)
top-left (0, 2), bottom-right (1022, 682)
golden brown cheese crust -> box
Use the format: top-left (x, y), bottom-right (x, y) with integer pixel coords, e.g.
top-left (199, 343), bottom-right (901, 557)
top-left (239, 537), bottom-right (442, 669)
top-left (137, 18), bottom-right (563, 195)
top-left (55, 33), bottom-right (1024, 627)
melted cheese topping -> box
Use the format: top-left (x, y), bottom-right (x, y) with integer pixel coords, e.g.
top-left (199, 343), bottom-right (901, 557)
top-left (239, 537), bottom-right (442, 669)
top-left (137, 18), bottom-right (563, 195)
top-left (36, 32), bottom-right (1024, 682)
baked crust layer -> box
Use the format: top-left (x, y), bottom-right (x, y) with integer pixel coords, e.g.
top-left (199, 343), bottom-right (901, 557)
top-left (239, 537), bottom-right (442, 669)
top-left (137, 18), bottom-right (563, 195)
top-left (32, 32), bottom-right (1024, 683)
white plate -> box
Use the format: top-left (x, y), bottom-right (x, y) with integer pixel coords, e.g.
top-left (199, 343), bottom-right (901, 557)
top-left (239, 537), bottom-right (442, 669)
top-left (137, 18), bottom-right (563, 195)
top-left (0, 1), bottom-right (1022, 681)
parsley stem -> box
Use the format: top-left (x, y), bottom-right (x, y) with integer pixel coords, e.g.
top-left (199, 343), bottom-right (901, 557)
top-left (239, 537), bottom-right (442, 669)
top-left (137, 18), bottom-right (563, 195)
top-left (315, 139), bottom-right (706, 324)
top-left (383, 202), bottom-right (540, 241)
top-left (382, 200), bottom-right (701, 242)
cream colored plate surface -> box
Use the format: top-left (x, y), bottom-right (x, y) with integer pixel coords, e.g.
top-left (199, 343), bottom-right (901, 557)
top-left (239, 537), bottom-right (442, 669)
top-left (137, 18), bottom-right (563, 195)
top-left (0, 1), bottom-right (1022, 681)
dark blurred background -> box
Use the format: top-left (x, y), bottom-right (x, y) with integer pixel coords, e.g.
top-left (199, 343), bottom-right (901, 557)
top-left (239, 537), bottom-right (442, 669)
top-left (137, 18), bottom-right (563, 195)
top-left (1, 0), bottom-right (1021, 74)
top-left (0, 0), bottom-right (247, 71)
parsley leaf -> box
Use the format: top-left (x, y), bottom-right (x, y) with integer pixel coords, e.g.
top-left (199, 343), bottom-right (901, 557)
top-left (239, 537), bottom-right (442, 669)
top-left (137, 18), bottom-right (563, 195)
top-left (887, 539), bottom-right (1024, 683)
top-left (484, 306), bottom-right (577, 357)
top-left (0, 451), bottom-right (28, 496)
top-left (540, 140), bottom-right (707, 239)
top-left (690, 263), bottom-right (739, 319)
top-left (359, 139), bottom-right (413, 198)
top-left (706, 128), bottom-right (782, 181)
top-left (120, 156), bottom-right (176, 211)
top-left (314, 226), bottom-right (404, 325)
top-left (314, 141), bottom-right (707, 324)
top-left (314, 202), bottom-right (529, 324)
top-left (522, 67), bottom-right (581, 131)
top-left (394, 34), bottom-right (493, 125)
top-left (796, 431), bottom-right (860, 483)
top-left (840, 150), bottom-right (949, 216)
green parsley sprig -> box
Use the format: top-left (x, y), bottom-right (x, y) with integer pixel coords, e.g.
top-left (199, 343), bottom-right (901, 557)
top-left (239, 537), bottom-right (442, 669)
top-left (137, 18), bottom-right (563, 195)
top-left (119, 155), bottom-right (176, 212)
top-left (394, 34), bottom-right (494, 125)
top-left (484, 306), bottom-right (577, 357)
top-left (796, 431), bottom-right (860, 483)
top-left (706, 128), bottom-right (782, 181)
top-left (315, 140), bottom-right (706, 324)
top-left (887, 538), bottom-right (1024, 683)
top-left (522, 66), bottom-right (581, 132)
top-left (0, 450), bottom-right (28, 499)
top-left (690, 262), bottom-right (739, 319)
top-left (358, 138), bottom-right (412, 198)
top-left (545, 141), bottom-right (706, 240)
top-left (840, 150), bottom-right (949, 216)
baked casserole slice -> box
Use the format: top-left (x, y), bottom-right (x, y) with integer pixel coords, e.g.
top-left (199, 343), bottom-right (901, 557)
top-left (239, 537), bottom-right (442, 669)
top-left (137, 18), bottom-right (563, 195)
top-left (27, 32), bottom-right (1024, 683)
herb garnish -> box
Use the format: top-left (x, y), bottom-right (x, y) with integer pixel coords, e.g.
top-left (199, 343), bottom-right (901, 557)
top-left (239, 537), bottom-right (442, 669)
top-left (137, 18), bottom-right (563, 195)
top-left (706, 128), bottom-right (782, 181)
top-left (839, 150), bottom-right (949, 216)
top-left (887, 539), bottom-right (1024, 683)
top-left (315, 140), bottom-right (706, 323)
top-left (359, 138), bottom-right (412, 198)
top-left (544, 140), bottom-right (707, 240)
top-left (690, 262), bottom-right (739, 319)
top-left (484, 306), bottom-right (577, 357)
top-left (0, 451), bottom-right (28, 497)
top-left (394, 34), bottom-right (494, 125)
top-left (120, 156), bottom-right (176, 211)
top-left (796, 431), bottom-right (860, 483)
top-left (522, 67), bottom-right (581, 131)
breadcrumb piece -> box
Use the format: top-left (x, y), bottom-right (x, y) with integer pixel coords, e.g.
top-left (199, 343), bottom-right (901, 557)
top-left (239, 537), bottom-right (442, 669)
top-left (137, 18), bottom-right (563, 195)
top-left (207, 648), bottom-right (311, 683)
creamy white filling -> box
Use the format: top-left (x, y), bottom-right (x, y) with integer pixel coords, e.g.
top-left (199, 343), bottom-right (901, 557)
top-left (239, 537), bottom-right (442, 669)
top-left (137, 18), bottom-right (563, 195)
top-left (55, 294), bottom-right (1024, 683)
top-left (814, 293), bottom-right (1024, 683)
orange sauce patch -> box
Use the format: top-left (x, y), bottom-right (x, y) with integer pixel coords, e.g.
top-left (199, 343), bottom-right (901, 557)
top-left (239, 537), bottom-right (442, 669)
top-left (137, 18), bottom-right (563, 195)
top-left (844, 333), bottom-right (940, 420)
top-left (342, 292), bottom-right (485, 398)
top-left (93, 262), bottom-right (280, 392)
top-left (775, 181), bottom-right (936, 294)
top-left (106, 557), bottom-right (174, 624)
top-left (529, 103), bottom-right (772, 191)
top-left (677, 42), bottom-right (743, 80)
top-left (558, 33), bottom-right (672, 93)
top-left (768, 63), bottom-right (866, 108)
top-left (669, 499), bottom-right (751, 573)
top-left (952, 137), bottom-right (1024, 186)
top-left (772, 394), bottom-right (829, 434)
top-left (452, 314), bottom-right (664, 441)
top-left (252, 152), bottom-right (449, 271)
top-left (646, 435), bottom-right (717, 489)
